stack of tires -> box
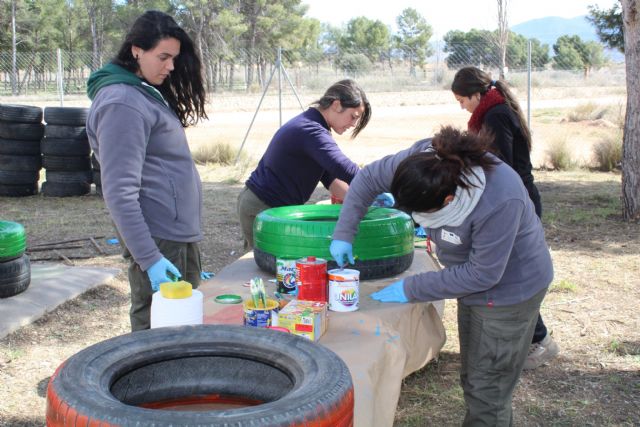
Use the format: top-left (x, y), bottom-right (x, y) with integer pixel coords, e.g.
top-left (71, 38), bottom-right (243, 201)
top-left (41, 107), bottom-right (92, 197)
top-left (0, 104), bottom-right (44, 197)
top-left (0, 220), bottom-right (31, 298)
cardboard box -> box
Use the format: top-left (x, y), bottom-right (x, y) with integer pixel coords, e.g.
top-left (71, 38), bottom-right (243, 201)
top-left (277, 300), bottom-right (328, 341)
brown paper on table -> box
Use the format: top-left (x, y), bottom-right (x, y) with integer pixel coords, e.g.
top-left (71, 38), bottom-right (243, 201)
top-left (200, 250), bottom-right (446, 427)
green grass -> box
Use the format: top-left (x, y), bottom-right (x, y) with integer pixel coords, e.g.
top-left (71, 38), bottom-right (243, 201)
top-left (550, 279), bottom-right (577, 293)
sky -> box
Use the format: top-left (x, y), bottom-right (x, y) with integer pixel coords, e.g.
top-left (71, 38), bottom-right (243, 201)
top-left (303, 0), bottom-right (618, 38)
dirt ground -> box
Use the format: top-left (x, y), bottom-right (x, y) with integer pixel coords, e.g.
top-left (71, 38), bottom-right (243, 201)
top-left (0, 91), bottom-right (638, 425)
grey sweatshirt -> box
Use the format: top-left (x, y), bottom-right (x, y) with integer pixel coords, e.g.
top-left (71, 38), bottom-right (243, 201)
top-left (86, 84), bottom-right (203, 271)
top-left (333, 138), bottom-right (553, 306)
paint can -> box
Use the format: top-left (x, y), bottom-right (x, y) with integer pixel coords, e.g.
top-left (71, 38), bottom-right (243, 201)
top-left (295, 256), bottom-right (327, 302)
top-left (327, 269), bottom-right (360, 312)
top-left (243, 298), bottom-right (279, 328)
top-left (276, 257), bottom-right (297, 294)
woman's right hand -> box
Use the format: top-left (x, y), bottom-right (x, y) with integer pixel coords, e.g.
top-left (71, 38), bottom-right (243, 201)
top-left (147, 257), bottom-right (181, 291)
top-left (330, 240), bottom-right (354, 267)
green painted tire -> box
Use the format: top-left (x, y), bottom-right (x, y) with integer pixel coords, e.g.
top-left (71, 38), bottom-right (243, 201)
top-left (253, 205), bottom-right (414, 280)
top-left (0, 220), bottom-right (27, 262)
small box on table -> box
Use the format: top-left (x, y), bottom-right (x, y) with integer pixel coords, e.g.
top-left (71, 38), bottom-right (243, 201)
top-left (278, 300), bottom-right (328, 341)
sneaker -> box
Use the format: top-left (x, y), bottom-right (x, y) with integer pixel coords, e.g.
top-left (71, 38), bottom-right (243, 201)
top-left (523, 334), bottom-right (559, 370)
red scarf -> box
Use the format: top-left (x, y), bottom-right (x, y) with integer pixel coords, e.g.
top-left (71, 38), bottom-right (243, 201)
top-left (467, 88), bottom-right (506, 132)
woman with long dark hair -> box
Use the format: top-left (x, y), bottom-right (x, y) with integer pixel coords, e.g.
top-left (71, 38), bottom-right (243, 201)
top-left (330, 126), bottom-right (554, 425)
top-left (452, 66), bottom-right (558, 370)
top-left (86, 10), bottom-right (208, 331)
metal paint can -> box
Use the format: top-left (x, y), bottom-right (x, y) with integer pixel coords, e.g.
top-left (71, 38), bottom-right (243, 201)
top-left (327, 269), bottom-right (360, 312)
top-left (295, 256), bottom-right (328, 302)
top-left (276, 258), bottom-right (297, 294)
top-left (243, 298), bottom-right (279, 328)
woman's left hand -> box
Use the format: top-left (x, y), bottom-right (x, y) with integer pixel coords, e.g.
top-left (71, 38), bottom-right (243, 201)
top-left (370, 280), bottom-right (408, 303)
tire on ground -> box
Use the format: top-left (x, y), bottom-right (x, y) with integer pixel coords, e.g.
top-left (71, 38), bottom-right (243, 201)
top-left (253, 204), bottom-right (415, 280)
top-left (45, 170), bottom-right (92, 185)
top-left (0, 255), bottom-right (31, 298)
top-left (43, 107), bottom-right (89, 126)
top-left (42, 181), bottom-right (91, 197)
top-left (0, 183), bottom-right (39, 197)
top-left (46, 325), bottom-right (354, 427)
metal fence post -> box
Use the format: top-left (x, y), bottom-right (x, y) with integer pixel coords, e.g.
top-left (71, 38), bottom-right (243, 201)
top-left (57, 48), bottom-right (64, 106)
top-left (527, 40), bottom-right (531, 130)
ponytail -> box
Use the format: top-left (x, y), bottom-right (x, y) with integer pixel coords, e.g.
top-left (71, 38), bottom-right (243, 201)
top-left (391, 126), bottom-right (498, 213)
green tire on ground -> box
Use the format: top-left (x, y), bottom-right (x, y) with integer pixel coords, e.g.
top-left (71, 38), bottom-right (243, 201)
top-left (0, 220), bottom-right (27, 262)
top-left (253, 204), bottom-right (414, 280)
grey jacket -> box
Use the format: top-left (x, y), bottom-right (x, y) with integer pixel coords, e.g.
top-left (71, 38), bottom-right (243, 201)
top-left (333, 138), bottom-right (553, 306)
top-left (86, 84), bottom-right (203, 271)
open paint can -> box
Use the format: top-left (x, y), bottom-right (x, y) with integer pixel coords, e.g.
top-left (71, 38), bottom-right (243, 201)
top-left (327, 268), bottom-right (360, 312)
top-left (243, 298), bottom-right (279, 328)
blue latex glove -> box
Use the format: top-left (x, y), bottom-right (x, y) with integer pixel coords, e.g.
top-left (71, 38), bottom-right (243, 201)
top-left (330, 239), bottom-right (355, 267)
top-left (371, 192), bottom-right (395, 208)
top-left (147, 257), bottom-right (181, 292)
top-left (370, 280), bottom-right (409, 303)
top-left (415, 226), bottom-right (426, 238)
top-left (200, 271), bottom-right (214, 280)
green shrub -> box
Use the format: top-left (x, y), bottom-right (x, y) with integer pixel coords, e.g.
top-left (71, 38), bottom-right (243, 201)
top-left (593, 131), bottom-right (623, 171)
top-left (192, 142), bottom-right (236, 165)
top-left (546, 137), bottom-right (579, 170)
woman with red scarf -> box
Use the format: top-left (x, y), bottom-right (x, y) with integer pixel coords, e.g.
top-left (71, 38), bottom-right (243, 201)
top-left (452, 66), bottom-right (559, 370)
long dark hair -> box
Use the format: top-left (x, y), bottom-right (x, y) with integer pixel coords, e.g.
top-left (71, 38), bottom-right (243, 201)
top-left (451, 66), bottom-right (531, 151)
top-left (391, 126), bottom-right (498, 212)
top-left (113, 10), bottom-right (207, 127)
top-left (311, 79), bottom-right (371, 138)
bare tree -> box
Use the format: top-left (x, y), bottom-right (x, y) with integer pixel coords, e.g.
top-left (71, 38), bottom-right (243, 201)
top-left (496, 0), bottom-right (509, 78)
top-left (621, 0), bottom-right (640, 221)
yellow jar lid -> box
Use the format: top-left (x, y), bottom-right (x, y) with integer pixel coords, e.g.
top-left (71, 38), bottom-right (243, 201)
top-left (159, 281), bottom-right (193, 299)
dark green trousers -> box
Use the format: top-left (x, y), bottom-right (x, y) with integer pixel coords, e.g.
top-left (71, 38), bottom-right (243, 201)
top-left (237, 186), bottom-right (271, 250)
top-left (458, 288), bottom-right (547, 426)
top-left (124, 238), bottom-right (201, 331)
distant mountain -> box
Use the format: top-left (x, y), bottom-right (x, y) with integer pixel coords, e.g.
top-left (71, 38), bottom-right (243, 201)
top-left (511, 16), bottom-right (597, 47)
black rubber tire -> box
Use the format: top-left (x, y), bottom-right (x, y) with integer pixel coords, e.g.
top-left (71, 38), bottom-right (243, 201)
top-left (41, 137), bottom-right (91, 157)
top-left (41, 181), bottom-right (91, 197)
top-left (254, 204), bottom-right (414, 280)
top-left (47, 325), bottom-right (354, 426)
top-left (43, 125), bottom-right (87, 140)
top-left (43, 107), bottom-right (89, 126)
top-left (0, 138), bottom-right (41, 156)
top-left (0, 104), bottom-right (43, 124)
top-left (46, 170), bottom-right (92, 184)
top-left (0, 169), bottom-right (40, 185)
top-left (0, 122), bottom-right (45, 141)
top-left (42, 155), bottom-right (91, 172)
top-left (0, 255), bottom-right (31, 298)
top-left (92, 170), bottom-right (101, 186)
top-left (0, 154), bottom-right (42, 171)
top-left (0, 220), bottom-right (26, 261)
top-left (0, 182), bottom-right (39, 197)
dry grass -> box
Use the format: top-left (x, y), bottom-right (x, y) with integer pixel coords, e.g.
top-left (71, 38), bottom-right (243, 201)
top-left (0, 91), bottom-right (638, 426)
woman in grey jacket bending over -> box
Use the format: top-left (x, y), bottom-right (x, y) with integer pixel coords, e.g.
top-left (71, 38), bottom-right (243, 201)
top-left (330, 126), bottom-right (553, 426)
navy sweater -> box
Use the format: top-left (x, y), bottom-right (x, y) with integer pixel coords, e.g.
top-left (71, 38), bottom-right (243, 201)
top-left (246, 108), bottom-right (359, 207)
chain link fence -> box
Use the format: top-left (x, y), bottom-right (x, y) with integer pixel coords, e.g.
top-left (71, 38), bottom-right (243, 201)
top-left (0, 39), bottom-right (626, 100)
